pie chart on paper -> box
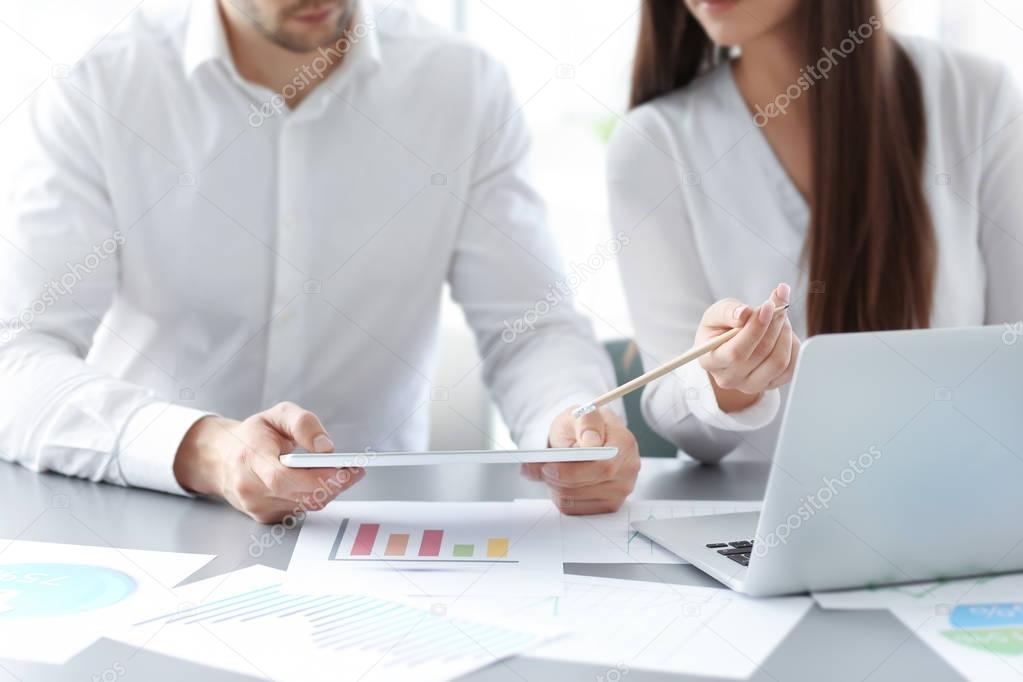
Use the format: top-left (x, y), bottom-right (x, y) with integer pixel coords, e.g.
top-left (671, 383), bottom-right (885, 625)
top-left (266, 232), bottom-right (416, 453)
top-left (0, 563), bottom-right (137, 620)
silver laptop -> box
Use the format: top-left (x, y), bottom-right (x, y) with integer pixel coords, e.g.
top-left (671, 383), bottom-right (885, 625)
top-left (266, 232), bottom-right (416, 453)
top-left (632, 325), bottom-right (1023, 596)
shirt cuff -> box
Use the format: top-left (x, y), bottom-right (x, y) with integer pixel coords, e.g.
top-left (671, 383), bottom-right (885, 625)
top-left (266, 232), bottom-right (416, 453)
top-left (682, 363), bottom-right (781, 432)
top-left (118, 402), bottom-right (212, 496)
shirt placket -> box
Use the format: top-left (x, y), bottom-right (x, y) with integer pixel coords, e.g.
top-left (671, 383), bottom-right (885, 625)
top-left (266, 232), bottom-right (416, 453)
top-left (261, 116), bottom-right (309, 408)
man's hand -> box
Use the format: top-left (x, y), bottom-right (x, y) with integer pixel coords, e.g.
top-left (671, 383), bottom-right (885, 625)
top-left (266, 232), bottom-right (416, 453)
top-left (521, 406), bottom-right (640, 515)
top-left (173, 401), bottom-right (365, 523)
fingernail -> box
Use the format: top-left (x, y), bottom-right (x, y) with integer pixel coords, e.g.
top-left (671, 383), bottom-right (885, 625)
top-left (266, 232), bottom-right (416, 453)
top-left (313, 434), bottom-right (334, 453)
top-left (777, 282), bottom-right (791, 303)
top-left (733, 305), bottom-right (748, 320)
top-left (542, 464), bottom-right (558, 480)
top-left (580, 429), bottom-right (602, 447)
top-left (759, 302), bottom-right (773, 324)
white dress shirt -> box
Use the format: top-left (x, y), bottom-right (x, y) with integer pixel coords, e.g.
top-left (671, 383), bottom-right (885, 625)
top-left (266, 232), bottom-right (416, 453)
top-left (0, 0), bottom-right (615, 495)
top-left (610, 36), bottom-right (1023, 462)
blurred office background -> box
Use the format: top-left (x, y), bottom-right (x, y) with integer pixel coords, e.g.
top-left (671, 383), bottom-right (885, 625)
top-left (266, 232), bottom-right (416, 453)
top-left (1, 0), bottom-right (1020, 448)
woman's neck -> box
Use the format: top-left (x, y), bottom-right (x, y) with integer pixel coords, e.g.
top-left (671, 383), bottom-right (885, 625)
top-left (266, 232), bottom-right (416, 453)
top-left (731, 16), bottom-right (810, 124)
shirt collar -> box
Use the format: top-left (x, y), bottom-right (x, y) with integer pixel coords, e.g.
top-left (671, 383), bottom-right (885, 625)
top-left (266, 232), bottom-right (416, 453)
top-left (182, 0), bottom-right (382, 80)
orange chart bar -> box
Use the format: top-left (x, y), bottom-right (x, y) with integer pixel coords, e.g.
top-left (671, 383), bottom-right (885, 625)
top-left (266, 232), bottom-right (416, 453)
top-left (384, 533), bottom-right (410, 556)
top-left (486, 538), bottom-right (509, 558)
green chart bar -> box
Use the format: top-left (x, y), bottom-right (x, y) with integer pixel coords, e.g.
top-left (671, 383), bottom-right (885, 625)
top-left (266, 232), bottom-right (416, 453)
top-left (452, 544), bottom-right (474, 558)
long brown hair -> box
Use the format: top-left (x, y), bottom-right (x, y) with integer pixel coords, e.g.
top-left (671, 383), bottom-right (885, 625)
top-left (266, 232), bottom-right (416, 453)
top-left (630, 1), bottom-right (935, 335)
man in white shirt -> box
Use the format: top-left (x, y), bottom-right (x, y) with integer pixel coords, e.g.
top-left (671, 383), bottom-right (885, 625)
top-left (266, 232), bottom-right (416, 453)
top-left (0, 0), bottom-right (639, 522)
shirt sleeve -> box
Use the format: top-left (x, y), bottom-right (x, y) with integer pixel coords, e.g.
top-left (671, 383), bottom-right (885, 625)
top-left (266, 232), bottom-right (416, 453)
top-left (977, 66), bottom-right (1023, 325)
top-left (608, 104), bottom-right (779, 461)
top-left (446, 60), bottom-right (619, 450)
top-left (0, 78), bottom-right (210, 495)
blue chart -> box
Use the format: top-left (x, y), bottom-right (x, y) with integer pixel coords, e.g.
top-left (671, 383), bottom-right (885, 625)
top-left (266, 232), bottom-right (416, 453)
top-left (942, 603), bottom-right (1023, 655)
top-left (0, 563), bottom-right (137, 620)
top-left (135, 580), bottom-right (543, 669)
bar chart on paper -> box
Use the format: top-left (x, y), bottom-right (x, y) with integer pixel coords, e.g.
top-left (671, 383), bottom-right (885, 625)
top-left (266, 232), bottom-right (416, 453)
top-left (331, 518), bottom-right (515, 563)
top-left (112, 565), bottom-right (556, 682)
top-left (288, 500), bottom-right (563, 597)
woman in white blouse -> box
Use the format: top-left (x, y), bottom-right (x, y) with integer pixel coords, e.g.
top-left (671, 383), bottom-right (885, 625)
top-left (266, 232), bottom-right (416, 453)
top-left (610, 0), bottom-right (1023, 462)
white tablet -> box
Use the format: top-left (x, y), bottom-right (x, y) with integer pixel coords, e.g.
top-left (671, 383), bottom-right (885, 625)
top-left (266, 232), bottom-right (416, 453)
top-left (279, 447), bottom-right (617, 468)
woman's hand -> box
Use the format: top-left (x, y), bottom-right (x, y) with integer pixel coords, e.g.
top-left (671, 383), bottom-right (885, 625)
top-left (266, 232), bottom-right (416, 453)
top-left (696, 283), bottom-right (800, 413)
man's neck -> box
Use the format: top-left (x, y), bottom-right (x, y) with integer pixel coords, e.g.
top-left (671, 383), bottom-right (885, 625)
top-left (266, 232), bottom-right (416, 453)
top-left (218, 1), bottom-right (348, 109)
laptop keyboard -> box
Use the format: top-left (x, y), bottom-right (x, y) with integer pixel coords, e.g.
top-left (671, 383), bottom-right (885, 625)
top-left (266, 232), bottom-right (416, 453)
top-left (705, 540), bottom-right (753, 566)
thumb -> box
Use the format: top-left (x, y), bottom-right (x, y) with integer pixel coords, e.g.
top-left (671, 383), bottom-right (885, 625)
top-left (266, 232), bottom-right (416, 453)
top-left (574, 409), bottom-right (607, 448)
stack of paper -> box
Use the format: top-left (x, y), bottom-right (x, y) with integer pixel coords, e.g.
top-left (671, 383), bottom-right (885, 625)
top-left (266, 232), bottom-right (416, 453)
top-left (110, 564), bottom-right (560, 682)
top-left (0, 539), bottom-right (213, 663)
top-left (814, 573), bottom-right (1023, 680)
top-left (285, 499), bottom-right (564, 597)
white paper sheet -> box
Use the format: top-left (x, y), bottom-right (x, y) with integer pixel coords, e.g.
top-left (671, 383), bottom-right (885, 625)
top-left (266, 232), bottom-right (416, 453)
top-left (813, 572), bottom-right (1023, 611)
top-left (425, 574), bottom-right (812, 679)
top-left (0, 538), bottom-right (213, 663)
top-left (892, 603), bottom-right (1023, 681)
top-left (550, 499), bottom-right (762, 564)
top-left (110, 565), bottom-right (560, 682)
top-left (286, 500), bottom-right (564, 597)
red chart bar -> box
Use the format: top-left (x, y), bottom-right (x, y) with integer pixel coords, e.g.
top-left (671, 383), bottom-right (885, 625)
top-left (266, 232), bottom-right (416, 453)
top-left (351, 523), bottom-right (380, 556)
top-left (418, 530), bottom-right (443, 557)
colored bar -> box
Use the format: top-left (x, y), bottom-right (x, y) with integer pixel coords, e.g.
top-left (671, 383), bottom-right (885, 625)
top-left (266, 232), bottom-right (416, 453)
top-left (486, 538), bottom-right (509, 558)
top-left (453, 544), bottom-right (474, 558)
top-left (351, 523), bottom-right (380, 556)
top-left (419, 530), bottom-right (443, 557)
top-left (384, 533), bottom-right (410, 556)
